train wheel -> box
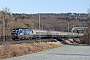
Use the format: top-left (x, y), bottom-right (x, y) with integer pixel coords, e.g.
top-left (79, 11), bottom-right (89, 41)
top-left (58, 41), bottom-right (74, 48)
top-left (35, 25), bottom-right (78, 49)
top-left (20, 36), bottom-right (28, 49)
top-left (29, 37), bottom-right (32, 40)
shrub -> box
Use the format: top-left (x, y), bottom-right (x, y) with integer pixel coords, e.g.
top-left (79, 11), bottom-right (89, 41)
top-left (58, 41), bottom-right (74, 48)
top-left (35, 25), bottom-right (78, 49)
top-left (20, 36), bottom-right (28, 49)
top-left (0, 42), bottom-right (62, 59)
top-left (80, 23), bottom-right (90, 45)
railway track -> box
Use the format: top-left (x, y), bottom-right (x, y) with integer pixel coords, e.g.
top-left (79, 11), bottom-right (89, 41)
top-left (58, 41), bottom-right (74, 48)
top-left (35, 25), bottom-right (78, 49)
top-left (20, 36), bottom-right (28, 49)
top-left (0, 39), bottom-right (58, 45)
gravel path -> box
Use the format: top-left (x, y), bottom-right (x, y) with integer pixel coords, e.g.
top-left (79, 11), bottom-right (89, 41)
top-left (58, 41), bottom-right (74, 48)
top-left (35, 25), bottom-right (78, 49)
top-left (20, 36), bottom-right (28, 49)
top-left (4, 45), bottom-right (90, 60)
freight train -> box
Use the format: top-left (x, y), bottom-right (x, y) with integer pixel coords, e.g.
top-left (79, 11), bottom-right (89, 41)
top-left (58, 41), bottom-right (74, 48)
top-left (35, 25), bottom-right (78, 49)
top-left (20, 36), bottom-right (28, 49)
top-left (11, 28), bottom-right (81, 40)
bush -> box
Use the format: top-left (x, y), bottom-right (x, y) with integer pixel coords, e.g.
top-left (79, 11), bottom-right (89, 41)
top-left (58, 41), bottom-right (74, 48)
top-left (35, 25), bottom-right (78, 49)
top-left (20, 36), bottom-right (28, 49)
top-left (80, 23), bottom-right (90, 45)
top-left (0, 42), bottom-right (62, 59)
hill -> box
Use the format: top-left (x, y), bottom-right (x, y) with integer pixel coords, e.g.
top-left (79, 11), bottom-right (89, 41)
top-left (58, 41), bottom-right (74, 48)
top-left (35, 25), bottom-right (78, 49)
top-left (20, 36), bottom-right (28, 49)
top-left (13, 13), bottom-right (89, 31)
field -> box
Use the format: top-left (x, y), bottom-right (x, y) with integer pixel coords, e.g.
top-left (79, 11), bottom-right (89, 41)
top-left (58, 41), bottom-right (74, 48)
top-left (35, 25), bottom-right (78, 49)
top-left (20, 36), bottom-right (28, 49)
top-left (0, 41), bottom-right (62, 59)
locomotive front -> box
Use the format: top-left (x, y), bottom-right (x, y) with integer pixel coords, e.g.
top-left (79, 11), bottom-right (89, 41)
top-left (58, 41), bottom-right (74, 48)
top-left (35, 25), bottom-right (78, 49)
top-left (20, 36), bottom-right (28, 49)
top-left (11, 28), bottom-right (20, 40)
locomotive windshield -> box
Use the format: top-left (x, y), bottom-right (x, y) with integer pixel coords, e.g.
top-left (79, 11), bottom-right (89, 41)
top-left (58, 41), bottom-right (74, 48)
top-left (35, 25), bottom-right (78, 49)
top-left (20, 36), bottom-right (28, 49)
top-left (12, 29), bottom-right (19, 33)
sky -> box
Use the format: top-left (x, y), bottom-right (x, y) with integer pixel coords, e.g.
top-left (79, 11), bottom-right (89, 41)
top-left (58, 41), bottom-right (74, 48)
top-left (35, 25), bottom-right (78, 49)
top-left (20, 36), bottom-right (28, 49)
top-left (0, 0), bottom-right (90, 14)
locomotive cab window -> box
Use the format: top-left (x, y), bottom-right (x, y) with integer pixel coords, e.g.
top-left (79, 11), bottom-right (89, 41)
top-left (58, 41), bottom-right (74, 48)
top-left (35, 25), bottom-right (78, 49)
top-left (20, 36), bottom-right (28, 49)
top-left (20, 30), bottom-right (22, 33)
top-left (12, 30), bottom-right (18, 33)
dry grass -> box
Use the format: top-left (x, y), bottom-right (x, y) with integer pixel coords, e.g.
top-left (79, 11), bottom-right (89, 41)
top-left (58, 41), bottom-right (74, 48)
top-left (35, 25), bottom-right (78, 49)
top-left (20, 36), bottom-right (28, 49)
top-left (63, 40), bottom-right (78, 44)
top-left (63, 40), bottom-right (73, 44)
top-left (0, 42), bottom-right (62, 59)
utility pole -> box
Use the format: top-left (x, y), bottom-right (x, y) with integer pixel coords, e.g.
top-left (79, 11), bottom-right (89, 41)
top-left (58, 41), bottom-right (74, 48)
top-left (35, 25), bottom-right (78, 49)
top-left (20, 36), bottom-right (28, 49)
top-left (38, 13), bottom-right (41, 41)
top-left (39, 13), bottom-right (40, 29)
top-left (42, 23), bottom-right (43, 30)
top-left (3, 17), bottom-right (5, 41)
top-left (68, 21), bottom-right (70, 40)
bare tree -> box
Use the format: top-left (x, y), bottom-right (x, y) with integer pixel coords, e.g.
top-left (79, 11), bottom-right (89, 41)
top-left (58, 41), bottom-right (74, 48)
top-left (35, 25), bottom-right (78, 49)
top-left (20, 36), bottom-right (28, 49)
top-left (0, 7), bottom-right (14, 41)
top-left (80, 5), bottom-right (90, 45)
top-left (0, 7), bottom-right (13, 23)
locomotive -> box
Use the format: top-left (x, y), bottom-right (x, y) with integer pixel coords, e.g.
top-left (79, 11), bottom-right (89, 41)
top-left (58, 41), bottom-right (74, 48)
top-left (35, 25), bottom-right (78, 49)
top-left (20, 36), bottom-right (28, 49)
top-left (12, 28), bottom-right (33, 40)
top-left (11, 28), bottom-right (80, 40)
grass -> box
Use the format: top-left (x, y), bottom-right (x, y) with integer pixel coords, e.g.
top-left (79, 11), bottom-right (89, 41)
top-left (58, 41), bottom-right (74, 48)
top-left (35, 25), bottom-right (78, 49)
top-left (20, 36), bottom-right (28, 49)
top-left (0, 41), bottom-right (62, 59)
